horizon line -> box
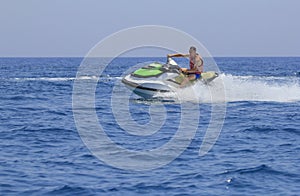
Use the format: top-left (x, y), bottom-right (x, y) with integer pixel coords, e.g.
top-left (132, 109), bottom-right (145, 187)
top-left (0, 55), bottom-right (300, 58)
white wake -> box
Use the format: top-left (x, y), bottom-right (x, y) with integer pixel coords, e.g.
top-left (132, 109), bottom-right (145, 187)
top-left (158, 74), bottom-right (300, 103)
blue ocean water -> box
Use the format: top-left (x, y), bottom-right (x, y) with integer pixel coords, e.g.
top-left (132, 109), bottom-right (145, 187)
top-left (0, 57), bottom-right (300, 195)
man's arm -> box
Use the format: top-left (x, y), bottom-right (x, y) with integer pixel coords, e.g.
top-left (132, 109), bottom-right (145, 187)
top-left (167, 53), bottom-right (189, 58)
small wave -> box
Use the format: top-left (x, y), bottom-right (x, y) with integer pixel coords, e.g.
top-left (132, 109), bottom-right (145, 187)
top-left (12, 77), bottom-right (84, 81)
top-left (2, 126), bottom-right (74, 135)
top-left (221, 164), bottom-right (297, 178)
top-left (13, 77), bottom-right (76, 81)
top-left (240, 125), bottom-right (300, 136)
top-left (241, 125), bottom-right (279, 133)
top-left (281, 127), bottom-right (300, 136)
top-left (8, 75), bottom-right (121, 82)
top-left (47, 185), bottom-right (95, 195)
top-left (2, 95), bottom-right (44, 101)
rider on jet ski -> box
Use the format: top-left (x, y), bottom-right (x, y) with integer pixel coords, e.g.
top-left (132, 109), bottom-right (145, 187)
top-left (167, 46), bottom-right (204, 87)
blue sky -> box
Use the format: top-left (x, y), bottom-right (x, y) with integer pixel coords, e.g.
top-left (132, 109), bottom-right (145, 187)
top-left (0, 0), bottom-right (299, 57)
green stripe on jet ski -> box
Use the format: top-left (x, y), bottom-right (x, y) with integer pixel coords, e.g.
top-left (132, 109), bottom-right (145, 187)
top-left (132, 63), bottom-right (164, 77)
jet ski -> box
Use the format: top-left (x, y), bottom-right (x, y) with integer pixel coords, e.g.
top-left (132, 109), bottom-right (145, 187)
top-left (121, 58), bottom-right (218, 99)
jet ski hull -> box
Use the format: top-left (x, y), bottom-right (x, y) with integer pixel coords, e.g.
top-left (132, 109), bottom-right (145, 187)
top-left (122, 77), bottom-right (171, 99)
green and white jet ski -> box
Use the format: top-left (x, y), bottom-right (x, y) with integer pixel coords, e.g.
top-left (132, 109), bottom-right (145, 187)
top-left (121, 58), bottom-right (218, 99)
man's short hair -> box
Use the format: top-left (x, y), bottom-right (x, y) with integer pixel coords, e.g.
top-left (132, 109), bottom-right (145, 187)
top-left (189, 46), bottom-right (197, 52)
